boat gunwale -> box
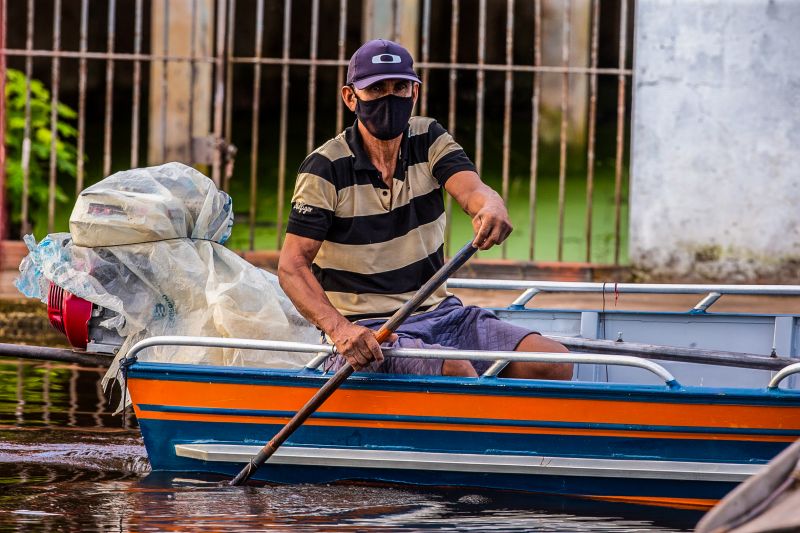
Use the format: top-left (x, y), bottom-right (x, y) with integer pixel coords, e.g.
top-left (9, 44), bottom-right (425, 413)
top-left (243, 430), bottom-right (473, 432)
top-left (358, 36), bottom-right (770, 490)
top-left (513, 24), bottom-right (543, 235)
top-left (126, 361), bottom-right (800, 406)
top-left (493, 307), bottom-right (800, 320)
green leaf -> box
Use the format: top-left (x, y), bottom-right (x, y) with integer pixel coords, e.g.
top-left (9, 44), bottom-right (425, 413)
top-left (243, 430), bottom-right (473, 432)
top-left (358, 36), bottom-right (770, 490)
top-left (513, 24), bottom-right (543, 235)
top-left (56, 121), bottom-right (77, 138)
top-left (56, 102), bottom-right (77, 119)
top-left (5, 70), bottom-right (80, 229)
top-left (7, 117), bottom-right (27, 130)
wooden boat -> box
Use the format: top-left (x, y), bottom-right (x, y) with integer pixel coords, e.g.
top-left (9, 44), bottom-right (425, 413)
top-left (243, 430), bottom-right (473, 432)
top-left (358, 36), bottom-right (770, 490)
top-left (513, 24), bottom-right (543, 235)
top-left (117, 280), bottom-right (800, 511)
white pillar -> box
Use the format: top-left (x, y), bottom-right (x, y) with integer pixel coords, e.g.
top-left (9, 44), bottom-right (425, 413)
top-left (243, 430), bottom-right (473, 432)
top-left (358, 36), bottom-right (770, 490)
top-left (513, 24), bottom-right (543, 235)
top-left (630, 0), bottom-right (800, 281)
top-left (148, 0), bottom-right (214, 166)
top-left (362, 0), bottom-right (419, 59)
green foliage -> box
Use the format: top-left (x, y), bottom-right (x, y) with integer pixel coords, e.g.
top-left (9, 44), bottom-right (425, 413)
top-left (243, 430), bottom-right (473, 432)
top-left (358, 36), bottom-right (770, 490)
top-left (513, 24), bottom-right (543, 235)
top-left (4, 68), bottom-right (79, 227)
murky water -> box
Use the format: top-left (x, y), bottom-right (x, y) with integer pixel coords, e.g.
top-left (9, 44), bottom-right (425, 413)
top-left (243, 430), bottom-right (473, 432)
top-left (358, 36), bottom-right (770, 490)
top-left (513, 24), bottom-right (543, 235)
top-left (0, 357), bottom-right (699, 532)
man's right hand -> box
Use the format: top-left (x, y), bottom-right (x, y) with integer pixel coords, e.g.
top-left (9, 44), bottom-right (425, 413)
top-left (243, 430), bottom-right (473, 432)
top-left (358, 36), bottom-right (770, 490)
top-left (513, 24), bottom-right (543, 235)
top-left (329, 321), bottom-right (385, 370)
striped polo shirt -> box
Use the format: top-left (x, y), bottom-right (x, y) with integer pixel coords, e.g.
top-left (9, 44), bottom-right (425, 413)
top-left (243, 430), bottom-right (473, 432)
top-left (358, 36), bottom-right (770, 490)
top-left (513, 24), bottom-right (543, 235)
top-left (286, 117), bottom-right (476, 319)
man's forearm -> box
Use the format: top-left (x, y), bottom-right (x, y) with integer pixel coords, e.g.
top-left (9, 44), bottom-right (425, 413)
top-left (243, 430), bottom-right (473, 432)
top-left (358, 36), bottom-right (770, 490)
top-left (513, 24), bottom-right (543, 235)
top-left (278, 260), bottom-right (348, 335)
top-left (462, 182), bottom-right (504, 218)
top-left (445, 171), bottom-right (513, 250)
top-left (278, 256), bottom-right (387, 368)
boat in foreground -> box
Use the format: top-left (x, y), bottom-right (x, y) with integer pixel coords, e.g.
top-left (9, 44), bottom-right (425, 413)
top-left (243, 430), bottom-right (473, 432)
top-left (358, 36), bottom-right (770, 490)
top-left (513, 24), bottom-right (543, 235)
top-left (123, 276), bottom-right (800, 511)
top-left (44, 279), bottom-right (800, 510)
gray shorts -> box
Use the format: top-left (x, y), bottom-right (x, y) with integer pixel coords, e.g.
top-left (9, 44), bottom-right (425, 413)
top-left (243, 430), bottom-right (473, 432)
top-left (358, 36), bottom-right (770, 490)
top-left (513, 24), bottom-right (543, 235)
top-left (325, 296), bottom-right (537, 376)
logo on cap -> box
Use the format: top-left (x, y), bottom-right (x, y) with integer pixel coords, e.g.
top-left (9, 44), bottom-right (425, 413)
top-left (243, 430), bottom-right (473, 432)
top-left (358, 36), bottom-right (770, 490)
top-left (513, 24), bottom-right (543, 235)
top-left (372, 54), bottom-right (401, 64)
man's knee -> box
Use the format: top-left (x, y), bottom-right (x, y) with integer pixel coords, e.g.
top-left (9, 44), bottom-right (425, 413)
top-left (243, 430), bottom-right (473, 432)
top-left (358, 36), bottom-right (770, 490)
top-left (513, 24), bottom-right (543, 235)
top-left (501, 361), bottom-right (573, 380)
top-left (517, 333), bottom-right (569, 354)
top-left (506, 333), bottom-right (573, 380)
top-left (535, 362), bottom-right (574, 380)
top-left (443, 359), bottom-right (478, 377)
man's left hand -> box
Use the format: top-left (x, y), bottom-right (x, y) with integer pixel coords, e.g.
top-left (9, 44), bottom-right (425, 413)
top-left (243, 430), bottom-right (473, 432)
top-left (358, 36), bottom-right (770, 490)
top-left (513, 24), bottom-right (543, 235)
top-left (472, 202), bottom-right (513, 250)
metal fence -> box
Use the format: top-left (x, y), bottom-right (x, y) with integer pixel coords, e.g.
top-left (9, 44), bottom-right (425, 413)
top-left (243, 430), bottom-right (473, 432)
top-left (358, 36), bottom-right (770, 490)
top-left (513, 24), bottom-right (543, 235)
top-left (0, 0), bottom-right (633, 265)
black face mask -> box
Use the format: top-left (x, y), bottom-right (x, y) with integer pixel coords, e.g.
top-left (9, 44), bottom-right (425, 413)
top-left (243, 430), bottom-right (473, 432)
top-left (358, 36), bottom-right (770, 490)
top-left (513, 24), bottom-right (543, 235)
top-left (354, 93), bottom-right (413, 141)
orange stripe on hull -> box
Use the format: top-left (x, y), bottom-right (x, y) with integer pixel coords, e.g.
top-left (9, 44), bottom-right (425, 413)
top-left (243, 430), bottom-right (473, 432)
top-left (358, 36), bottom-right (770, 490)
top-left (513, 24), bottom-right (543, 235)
top-left (582, 494), bottom-right (718, 511)
top-left (132, 408), bottom-right (798, 443)
top-left (127, 378), bottom-right (800, 432)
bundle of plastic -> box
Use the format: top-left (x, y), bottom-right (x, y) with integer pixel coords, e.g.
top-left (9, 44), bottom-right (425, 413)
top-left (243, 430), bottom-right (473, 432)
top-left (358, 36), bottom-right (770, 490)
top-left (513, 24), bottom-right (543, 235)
top-left (17, 162), bottom-right (319, 373)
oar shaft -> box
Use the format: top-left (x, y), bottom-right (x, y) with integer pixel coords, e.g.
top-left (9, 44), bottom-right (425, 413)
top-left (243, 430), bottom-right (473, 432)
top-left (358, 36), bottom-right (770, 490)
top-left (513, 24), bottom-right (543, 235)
top-left (551, 335), bottom-right (793, 371)
top-left (230, 241), bottom-right (477, 485)
top-left (229, 362), bottom-right (354, 486)
top-left (378, 241), bottom-right (478, 336)
top-left (0, 342), bottom-right (111, 367)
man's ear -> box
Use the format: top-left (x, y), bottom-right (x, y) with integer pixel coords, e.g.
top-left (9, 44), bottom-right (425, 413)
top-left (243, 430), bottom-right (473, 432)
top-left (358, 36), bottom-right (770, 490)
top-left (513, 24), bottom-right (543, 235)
top-left (412, 82), bottom-right (420, 107)
top-left (341, 85), bottom-right (357, 113)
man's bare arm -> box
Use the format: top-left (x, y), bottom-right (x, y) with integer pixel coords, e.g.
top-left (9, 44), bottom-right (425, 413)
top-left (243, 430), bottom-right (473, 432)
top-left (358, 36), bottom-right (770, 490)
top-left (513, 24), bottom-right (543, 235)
top-left (278, 233), bottom-right (385, 368)
top-left (445, 170), bottom-right (513, 250)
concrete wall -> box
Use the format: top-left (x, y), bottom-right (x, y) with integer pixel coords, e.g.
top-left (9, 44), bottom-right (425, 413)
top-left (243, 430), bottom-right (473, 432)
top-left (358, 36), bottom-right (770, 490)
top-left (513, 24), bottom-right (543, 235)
top-left (630, 0), bottom-right (800, 282)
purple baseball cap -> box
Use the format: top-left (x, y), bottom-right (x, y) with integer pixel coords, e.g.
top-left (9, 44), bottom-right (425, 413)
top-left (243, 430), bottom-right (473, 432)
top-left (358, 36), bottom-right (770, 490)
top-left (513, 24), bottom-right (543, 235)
top-left (346, 39), bottom-right (422, 90)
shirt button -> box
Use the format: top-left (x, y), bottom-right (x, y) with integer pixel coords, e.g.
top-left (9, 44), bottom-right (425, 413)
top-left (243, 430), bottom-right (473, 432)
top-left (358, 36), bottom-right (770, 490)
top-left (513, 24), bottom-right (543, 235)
top-left (382, 190), bottom-right (388, 196)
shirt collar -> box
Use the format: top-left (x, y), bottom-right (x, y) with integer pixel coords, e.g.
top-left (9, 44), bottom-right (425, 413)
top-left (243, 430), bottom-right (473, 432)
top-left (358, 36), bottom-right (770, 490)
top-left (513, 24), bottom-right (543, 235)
top-left (345, 120), bottom-right (410, 179)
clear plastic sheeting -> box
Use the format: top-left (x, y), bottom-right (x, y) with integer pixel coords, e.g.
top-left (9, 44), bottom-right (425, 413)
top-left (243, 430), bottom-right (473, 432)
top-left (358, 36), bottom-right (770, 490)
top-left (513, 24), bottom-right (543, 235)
top-left (70, 162), bottom-right (234, 247)
top-left (16, 162), bottom-right (320, 373)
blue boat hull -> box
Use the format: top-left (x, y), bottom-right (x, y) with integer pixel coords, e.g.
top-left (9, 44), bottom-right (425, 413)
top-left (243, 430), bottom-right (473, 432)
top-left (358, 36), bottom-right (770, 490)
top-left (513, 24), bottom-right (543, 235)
top-left (127, 362), bottom-right (800, 509)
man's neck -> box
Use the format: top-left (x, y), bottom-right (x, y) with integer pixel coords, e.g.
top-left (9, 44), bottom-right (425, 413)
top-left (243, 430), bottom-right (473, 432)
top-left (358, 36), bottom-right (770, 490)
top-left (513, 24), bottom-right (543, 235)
top-left (357, 121), bottom-right (402, 170)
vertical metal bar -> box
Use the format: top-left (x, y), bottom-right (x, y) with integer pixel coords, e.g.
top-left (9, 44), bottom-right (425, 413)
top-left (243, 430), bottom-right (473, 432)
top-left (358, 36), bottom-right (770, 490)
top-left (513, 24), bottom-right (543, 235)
top-left (392, 0), bottom-right (401, 42)
top-left (306, 0), bottom-right (320, 155)
top-left (212, 0), bottom-right (228, 186)
top-left (223, 0), bottom-right (236, 191)
top-left (366, 0), bottom-right (374, 37)
top-left (614, 0), bottom-right (629, 265)
top-left (475, 0), bottom-right (486, 176)
top-left (444, 0), bottom-right (459, 257)
top-left (528, 0), bottom-right (542, 260)
top-left (77, 0), bottom-right (89, 191)
top-left (20, 0), bottom-right (34, 236)
top-left (420, 0), bottom-right (431, 116)
top-left (335, 0), bottom-right (348, 133)
top-left (188, 0), bottom-right (198, 161)
top-left (160, 0), bottom-right (169, 163)
top-left (160, 0), bottom-right (170, 163)
top-left (130, 0), bottom-right (143, 168)
top-left (447, 0), bottom-right (459, 141)
top-left (584, 0), bottom-right (600, 263)
top-left (103, 0), bottom-right (117, 178)
top-left (47, 0), bottom-right (62, 234)
top-left (500, 0), bottom-right (514, 259)
top-left (249, 0), bottom-right (265, 251)
top-left (276, 0), bottom-right (293, 249)
top-left (0, 0), bottom-right (5, 240)
top-left (556, 0), bottom-right (571, 262)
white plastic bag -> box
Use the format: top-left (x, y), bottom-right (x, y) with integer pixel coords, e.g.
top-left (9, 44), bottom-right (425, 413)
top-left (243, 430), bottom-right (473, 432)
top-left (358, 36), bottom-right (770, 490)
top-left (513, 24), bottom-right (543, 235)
top-left (69, 162), bottom-right (233, 247)
top-left (17, 162), bottom-right (319, 370)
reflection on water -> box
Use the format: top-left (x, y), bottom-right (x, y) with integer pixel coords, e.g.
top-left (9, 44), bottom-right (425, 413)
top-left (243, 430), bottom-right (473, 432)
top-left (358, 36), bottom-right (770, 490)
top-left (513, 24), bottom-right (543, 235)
top-left (0, 358), bottom-right (131, 429)
top-left (0, 357), bottom-right (699, 532)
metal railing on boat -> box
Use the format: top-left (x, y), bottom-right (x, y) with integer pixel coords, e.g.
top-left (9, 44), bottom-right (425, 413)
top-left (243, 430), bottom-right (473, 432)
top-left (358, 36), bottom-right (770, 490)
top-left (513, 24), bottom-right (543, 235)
top-left (124, 335), bottom-right (681, 389)
top-left (446, 279), bottom-right (800, 312)
top-left (768, 362), bottom-right (800, 390)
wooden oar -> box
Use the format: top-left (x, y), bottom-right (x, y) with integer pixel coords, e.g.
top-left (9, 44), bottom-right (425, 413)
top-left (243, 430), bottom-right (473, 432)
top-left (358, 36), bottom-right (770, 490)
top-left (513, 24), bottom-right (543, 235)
top-left (0, 342), bottom-right (111, 367)
top-left (550, 335), bottom-right (795, 371)
top-left (230, 240), bottom-right (479, 486)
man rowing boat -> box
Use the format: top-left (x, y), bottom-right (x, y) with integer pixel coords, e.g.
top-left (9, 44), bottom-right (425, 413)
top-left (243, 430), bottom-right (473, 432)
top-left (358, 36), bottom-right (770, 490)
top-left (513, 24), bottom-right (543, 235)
top-left (278, 39), bottom-right (572, 379)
